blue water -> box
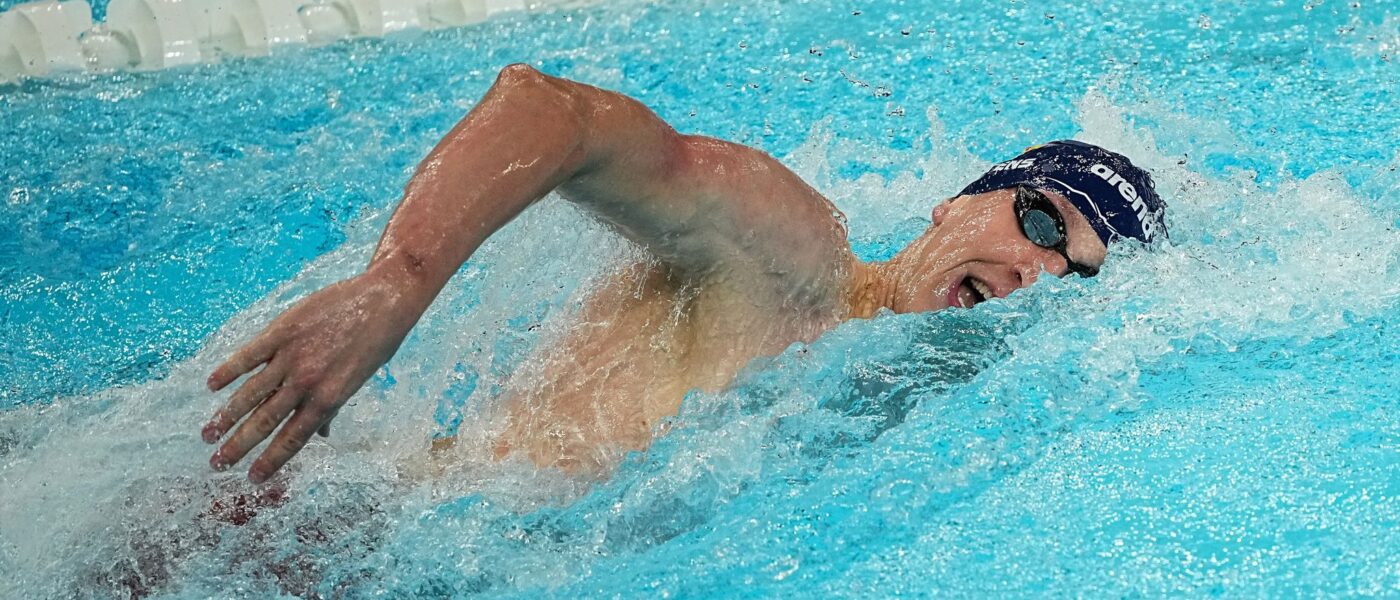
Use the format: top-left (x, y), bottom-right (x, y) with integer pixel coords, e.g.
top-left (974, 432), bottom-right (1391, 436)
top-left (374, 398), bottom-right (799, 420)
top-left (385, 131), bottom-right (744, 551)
top-left (2, 0), bottom-right (1398, 597)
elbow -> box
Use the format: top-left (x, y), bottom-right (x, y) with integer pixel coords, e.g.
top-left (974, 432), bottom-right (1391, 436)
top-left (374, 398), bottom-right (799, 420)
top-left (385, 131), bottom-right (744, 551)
top-left (492, 63), bottom-right (585, 121)
top-left (495, 63), bottom-right (547, 87)
top-left (494, 64), bottom-right (569, 103)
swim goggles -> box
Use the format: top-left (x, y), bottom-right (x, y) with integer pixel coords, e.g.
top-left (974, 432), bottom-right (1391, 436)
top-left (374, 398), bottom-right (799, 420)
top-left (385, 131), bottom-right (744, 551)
top-left (1014, 185), bottom-right (1099, 277)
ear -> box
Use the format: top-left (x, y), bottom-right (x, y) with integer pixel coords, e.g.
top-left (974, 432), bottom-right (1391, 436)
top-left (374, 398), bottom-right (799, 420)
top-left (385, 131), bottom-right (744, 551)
top-left (931, 196), bottom-right (959, 226)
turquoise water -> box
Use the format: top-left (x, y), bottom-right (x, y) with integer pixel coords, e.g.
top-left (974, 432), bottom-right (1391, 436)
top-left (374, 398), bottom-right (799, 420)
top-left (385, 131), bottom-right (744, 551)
top-left (2, 0), bottom-right (1398, 597)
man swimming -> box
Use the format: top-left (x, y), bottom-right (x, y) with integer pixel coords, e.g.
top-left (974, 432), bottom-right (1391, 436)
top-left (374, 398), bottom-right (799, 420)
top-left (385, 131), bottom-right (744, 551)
top-left (201, 64), bottom-right (1167, 482)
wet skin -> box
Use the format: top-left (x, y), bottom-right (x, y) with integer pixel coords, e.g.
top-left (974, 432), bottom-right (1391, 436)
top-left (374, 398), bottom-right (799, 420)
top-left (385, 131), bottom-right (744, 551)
top-left (203, 64), bottom-right (1107, 482)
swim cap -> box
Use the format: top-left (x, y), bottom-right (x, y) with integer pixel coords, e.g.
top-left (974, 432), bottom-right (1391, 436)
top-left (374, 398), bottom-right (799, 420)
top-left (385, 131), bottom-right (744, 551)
top-left (957, 140), bottom-right (1168, 245)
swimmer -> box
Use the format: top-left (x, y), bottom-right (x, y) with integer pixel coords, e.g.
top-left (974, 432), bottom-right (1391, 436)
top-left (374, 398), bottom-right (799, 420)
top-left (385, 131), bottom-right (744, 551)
top-left (201, 64), bottom-right (1167, 482)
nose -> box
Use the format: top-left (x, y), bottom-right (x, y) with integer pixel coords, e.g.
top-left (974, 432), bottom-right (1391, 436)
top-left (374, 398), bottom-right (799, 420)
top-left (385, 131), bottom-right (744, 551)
top-left (1014, 260), bottom-right (1042, 289)
top-left (1013, 247), bottom-right (1066, 288)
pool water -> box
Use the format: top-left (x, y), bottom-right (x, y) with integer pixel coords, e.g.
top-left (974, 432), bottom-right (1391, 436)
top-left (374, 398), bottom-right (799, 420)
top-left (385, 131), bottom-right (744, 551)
top-left (2, 0), bottom-right (1398, 597)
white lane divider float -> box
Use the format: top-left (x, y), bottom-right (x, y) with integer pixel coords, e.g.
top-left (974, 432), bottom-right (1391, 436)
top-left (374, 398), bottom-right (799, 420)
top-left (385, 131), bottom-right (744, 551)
top-left (202, 0), bottom-right (307, 57)
top-left (0, 0), bottom-right (93, 78)
top-left (0, 0), bottom-right (587, 84)
top-left (106, 0), bottom-right (202, 69)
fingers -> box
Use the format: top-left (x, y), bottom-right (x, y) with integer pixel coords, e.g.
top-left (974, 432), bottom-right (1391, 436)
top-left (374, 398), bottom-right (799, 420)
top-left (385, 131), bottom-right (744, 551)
top-left (316, 407), bottom-right (341, 438)
top-left (249, 406), bottom-right (328, 484)
top-left (207, 335), bottom-right (279, 392)
top-left (202, 359), bottom-right (289, 443)
top-left (211, 385), bottom-right (301, 476)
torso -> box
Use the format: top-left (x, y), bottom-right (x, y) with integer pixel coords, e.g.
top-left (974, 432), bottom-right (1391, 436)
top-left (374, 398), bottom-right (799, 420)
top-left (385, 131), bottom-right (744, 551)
top-left (485, 257), bottom-right (846, 476)
top-left (427, 136), bottom-right (862, 477)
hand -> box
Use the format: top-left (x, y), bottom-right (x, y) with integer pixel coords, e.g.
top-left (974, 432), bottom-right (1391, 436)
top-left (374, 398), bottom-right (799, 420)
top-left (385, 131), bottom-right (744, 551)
top-left (202, 268), bottom-right (424, 483)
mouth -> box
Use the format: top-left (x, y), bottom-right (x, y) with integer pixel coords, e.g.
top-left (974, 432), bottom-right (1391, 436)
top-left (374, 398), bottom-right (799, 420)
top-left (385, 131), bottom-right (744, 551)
top-left (946, 276), bottom-right (993, 309)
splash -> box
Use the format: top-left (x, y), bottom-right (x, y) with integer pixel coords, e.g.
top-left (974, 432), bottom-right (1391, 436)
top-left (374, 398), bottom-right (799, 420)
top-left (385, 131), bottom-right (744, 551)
top-left (4, 0), bottom-right (1399, 596)
top-left (5, 83), bottom-right (1398, 597)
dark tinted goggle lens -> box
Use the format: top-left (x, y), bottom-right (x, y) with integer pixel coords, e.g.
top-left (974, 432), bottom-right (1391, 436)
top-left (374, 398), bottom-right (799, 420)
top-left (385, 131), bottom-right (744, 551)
top-left (1015, 186), bottom-right (1067, 249)
top-left (1019, 208), bottom-right (1065, 248)
top-left (1014, 185), bottom-right (1099, 278)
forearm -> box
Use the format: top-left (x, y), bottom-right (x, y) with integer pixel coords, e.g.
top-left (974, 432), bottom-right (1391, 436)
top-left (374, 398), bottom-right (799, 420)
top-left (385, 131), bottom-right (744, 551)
top-left (365, 64), bottom-right (590, 312)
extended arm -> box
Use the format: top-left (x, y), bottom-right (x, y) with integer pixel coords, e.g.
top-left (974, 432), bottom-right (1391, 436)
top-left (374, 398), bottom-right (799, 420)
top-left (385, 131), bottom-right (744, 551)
top-left (202, 65), bottom-right (848, 483)
top-left (360, 63), bottom-right (670, 315)
top-left (367, 64), bottom-right (845, 297)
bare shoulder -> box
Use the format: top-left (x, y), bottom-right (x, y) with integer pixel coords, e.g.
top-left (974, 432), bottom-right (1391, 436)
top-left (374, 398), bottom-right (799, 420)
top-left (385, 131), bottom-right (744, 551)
top-left (666, 136), bottom-right (855, 296)
top-left (536, 69), bottom-right (852, 302)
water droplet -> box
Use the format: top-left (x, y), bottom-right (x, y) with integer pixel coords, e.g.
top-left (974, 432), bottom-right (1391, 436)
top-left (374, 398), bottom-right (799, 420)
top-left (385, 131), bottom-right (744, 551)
top-left (7, 188), bottom-right (30, 206)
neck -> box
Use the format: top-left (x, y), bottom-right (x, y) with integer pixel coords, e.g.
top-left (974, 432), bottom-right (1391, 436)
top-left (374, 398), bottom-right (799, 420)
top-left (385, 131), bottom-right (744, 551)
top-left (843, 260), bottom-right (900, 319)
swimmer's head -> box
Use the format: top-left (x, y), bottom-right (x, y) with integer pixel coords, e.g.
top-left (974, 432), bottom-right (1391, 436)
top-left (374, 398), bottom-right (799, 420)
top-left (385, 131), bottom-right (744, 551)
top-left (881, 140), bottom-right (1168, 313)
top-left (956, 140), bottom-right (1168, 247)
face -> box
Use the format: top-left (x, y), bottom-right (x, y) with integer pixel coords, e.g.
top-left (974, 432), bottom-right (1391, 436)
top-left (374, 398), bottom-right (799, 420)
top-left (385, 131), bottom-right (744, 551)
top-left (888, 187), bottom-right (1109, 313)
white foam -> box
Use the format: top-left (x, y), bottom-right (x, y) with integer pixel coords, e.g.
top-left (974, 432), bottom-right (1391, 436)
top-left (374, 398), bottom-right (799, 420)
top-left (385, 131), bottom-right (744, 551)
top-left (4, 87), bottom-right (1398, 597)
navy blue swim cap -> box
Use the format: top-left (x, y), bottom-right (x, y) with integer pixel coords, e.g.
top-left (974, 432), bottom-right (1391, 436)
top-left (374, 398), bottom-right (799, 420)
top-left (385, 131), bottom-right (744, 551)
top-left (957, 140), bottom-right (1168, 245)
